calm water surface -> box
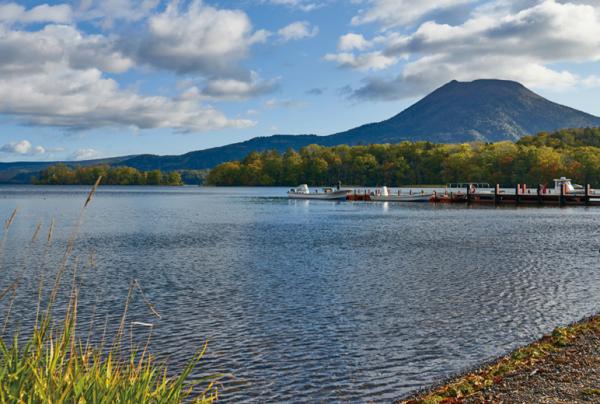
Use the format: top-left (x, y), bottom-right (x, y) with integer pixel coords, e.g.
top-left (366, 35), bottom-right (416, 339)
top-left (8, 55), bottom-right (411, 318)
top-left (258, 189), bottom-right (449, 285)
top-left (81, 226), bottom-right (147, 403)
top-left (1, 185), bottom-right (600, 402)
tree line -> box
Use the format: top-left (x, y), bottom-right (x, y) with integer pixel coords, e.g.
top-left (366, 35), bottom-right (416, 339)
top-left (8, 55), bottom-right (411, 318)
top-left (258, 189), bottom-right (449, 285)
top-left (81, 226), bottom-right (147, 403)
top-left (34, 164), bottom-right (184, 186)
top-left (206, 127), bottom-right (600, 187)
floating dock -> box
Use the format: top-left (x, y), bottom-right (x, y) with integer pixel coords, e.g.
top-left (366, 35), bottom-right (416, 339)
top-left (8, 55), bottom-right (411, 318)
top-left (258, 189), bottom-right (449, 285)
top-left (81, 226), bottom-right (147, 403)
top-left (430, 185), bottom-right (600, 206)
top-left (347, 178), bottom-right (600, 206)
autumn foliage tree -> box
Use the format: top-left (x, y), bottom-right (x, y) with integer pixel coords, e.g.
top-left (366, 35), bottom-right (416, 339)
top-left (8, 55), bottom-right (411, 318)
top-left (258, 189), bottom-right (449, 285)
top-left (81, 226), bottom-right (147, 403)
top-left (34, 164), bottom-right (184, 186)
top-left (206, 127), bottom-right (600, 187)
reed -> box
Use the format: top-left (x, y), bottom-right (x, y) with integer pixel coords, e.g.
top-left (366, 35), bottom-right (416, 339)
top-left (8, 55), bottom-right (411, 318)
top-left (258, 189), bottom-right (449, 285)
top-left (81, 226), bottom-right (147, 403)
top-left (0, 179), bottom-right (218, 403)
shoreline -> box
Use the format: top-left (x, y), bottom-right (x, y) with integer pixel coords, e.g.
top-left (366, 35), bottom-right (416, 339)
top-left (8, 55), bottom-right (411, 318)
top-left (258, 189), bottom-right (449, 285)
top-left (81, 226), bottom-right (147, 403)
top-left (400, 313), bottom-right (600, 403)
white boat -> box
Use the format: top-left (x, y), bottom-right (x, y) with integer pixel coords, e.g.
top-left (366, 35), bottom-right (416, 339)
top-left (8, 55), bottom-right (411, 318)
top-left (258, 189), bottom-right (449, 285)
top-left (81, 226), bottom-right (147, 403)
top-left (370, 186), bottom-right (433, 202)
top-left (553, 177), bottom-right (583, 194)
top-left (287, 184), bottom-right (349, 200)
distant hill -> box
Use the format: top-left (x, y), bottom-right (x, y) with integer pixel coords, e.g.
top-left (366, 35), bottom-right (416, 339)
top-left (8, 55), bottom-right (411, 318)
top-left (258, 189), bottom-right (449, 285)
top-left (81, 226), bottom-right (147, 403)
top-left (2, 79), bottom-right (600, 183)
top-left (0, 156), bottom-right (134, 184)
top-left (122, 135), bottom-right (322, 172)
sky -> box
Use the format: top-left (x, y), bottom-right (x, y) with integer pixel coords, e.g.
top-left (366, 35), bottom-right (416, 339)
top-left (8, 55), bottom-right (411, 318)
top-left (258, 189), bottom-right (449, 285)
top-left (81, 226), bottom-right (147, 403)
top-left (1, 0), bottom-right (600, 162)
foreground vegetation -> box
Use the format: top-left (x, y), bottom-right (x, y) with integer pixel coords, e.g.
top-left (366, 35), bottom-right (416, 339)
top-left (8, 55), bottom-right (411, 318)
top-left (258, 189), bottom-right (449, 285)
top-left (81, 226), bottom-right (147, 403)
top-left (403, 313), bottom-right (600, 403)
top-left (0, 180), bottom-right (217, 402)
top-left (206, 127), bottom-right (600, 187)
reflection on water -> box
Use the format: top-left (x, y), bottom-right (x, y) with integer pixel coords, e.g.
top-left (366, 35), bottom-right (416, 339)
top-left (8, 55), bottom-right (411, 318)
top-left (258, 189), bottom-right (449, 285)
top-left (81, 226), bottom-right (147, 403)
top-left (1, 185), bottom-right (600, 402)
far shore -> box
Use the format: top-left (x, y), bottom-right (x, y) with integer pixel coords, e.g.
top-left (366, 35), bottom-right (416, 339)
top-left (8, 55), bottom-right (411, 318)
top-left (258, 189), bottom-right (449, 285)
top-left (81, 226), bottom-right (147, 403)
top-left (401, 313), bottom-right (600, 403)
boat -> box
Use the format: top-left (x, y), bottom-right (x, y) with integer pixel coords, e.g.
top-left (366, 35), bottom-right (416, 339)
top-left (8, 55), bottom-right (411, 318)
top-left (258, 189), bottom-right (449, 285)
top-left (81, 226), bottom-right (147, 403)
top-left (370, 186), bottom-right (433, 202)
top-left (430, 192), bottom-right (468, 203)
top-left (552, 177), bottom-right (583, 194)
top-left (287, 184), bottom-right (350, 200)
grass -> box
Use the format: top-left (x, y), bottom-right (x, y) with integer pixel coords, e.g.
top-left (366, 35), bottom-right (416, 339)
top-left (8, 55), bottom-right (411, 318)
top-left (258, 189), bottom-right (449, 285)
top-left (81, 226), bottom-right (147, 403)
top-left (0, 177), bottom-right (219, 403)
top-left (582, 388), bottom-right (600, 396)
top-left (402, 314), bottom-right (600, 403)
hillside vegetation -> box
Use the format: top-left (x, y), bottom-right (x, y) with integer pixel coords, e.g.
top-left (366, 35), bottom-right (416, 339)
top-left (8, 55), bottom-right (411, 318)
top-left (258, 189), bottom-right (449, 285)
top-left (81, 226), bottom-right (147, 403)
top-left (206, 128), bottom-right (600, 187)
top-left (34, 164), bottom-right (184, 185)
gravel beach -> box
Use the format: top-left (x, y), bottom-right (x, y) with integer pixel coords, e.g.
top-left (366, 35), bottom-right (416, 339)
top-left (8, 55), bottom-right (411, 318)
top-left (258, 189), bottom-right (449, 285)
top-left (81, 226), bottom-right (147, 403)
top-left (402, 314), bottom-right (600, 403)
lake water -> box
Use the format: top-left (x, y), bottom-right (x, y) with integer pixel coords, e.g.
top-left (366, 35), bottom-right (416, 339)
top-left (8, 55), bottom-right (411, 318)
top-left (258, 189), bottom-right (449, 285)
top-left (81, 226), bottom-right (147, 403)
top-left (1, 185), bottom-right (600, 402)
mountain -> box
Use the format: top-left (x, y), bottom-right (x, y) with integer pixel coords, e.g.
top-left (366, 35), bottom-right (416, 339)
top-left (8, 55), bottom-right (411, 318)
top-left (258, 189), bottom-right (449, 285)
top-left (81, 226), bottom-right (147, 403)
top-left (2, 79), bottom-right (600, 182)
top-left (121, 79), bottom-right (600, 171)
top-left (328, 79), bottom-right (600, 144)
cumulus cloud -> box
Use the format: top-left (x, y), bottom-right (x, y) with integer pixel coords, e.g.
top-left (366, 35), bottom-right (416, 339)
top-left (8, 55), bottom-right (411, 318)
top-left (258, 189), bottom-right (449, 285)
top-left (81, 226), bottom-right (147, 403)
top-left (351, 0), bottom-right (472, 29)
top-left (0, 65), bottom-right (255, 131)
top-left (277, 21), bottom-right (319, 42)
top-left (69, 148), bottom-right (103, 161)
top-left (77, 0), bottom-right (160, 28)
top-left (0, 23), bottom-right (254, 132)
top-left (338, 33), bottom-right (372, 51)
top-left (135, 0), bottom-right (269, 76)
top-left (0, 24), bottom-right (134, 77)
top-left (323, 51), bottom-right (397, 71)
top-left (0, 0), bottom-right (273, 133)
top-left (195, 72), bottom-right (280, 100)
top-left (261, 0), bottom-right (322, 12)
top-left (0, 3), bottom-right (72, 25)
top-left (346, 0), bottom-right (600, 100)
top-left (0, 140), bottom-right (46, 155)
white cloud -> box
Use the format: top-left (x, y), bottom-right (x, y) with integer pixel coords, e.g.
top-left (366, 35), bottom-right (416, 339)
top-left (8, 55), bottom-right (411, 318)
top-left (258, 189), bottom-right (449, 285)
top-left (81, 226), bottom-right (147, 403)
top-left (582, 75), bottom-right (600, 87)
top-left (77, 0), bottom-right (160, 28)
top-left (347, 0), bottom-right (600, 100)
top-left (323, 51), bottom-right (397, 71)
top-left (0, 24), bottom-right (134, 77)
top-left (0, 24), bottom-right (254, 132)
top-left (0, 65), bottom-right (255, 131)
top-left (0, 0), bottom-right (273, 133)
top-left (196, 72), bottom-right (280, 100)
top-left (338, 33), bottom-right (372, 51)
top-left (0, 3), bottom-right (72, 25)
top-left (351, 0), bottom-right (472, 29)
top-left (261, 0), bottom-right (322, 12)
top-left (0, 140), bottom-right (47, 155)
top-left (70, 148), bottom-right (102, 161)
top-left (136, 0), bottom-right (269, 75)
top-left (277, 21), bottom-right (319, 42)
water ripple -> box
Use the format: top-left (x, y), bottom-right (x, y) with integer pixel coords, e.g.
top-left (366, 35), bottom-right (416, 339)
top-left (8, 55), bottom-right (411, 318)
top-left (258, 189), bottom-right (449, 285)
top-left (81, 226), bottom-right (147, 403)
top-left (1, 186), bottom-right (600, 402)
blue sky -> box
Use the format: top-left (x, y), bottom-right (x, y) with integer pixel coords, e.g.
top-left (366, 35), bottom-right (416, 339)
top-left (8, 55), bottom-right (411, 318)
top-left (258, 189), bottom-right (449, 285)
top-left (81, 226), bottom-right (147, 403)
top-left (1, 0), bottom-right (600, 161)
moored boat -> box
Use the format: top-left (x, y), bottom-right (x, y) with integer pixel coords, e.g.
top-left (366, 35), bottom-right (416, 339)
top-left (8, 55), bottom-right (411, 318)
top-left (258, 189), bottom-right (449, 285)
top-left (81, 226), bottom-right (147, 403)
top-left (287, 184), bottom-right (350, 200)
top-left (370, 186), bottom-right (433, 202)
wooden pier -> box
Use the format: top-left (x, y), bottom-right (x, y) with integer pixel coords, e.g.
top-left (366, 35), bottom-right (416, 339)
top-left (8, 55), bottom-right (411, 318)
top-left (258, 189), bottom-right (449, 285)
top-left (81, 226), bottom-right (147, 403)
top-left (431, 183), bottom-right (600, 206)
top-left (347, 189), bottom-right (372, 201)
top-left (346, 179), bottom-right (600, 206)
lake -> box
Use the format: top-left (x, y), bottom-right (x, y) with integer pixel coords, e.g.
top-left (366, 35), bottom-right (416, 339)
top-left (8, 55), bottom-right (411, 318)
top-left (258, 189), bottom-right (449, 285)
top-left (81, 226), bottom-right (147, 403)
top-left (1, 185), bottom-right (600, 402)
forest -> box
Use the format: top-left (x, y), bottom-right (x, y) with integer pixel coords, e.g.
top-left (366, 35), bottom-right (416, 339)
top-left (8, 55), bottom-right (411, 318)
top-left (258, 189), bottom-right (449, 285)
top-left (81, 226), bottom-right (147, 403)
top-left (34, 164), bottom-right (185, 186)
top-left (206, 127), bottom-right (600, 187)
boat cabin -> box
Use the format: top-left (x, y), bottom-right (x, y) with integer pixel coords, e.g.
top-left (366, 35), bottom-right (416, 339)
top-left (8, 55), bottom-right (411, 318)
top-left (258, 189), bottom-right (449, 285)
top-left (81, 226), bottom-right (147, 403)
top-left (289, 184), bottom-right (340, 194)
top-left (289, 184), bottom-right (310, 194)
top-left (553, 177), bottom-right (576, 193)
